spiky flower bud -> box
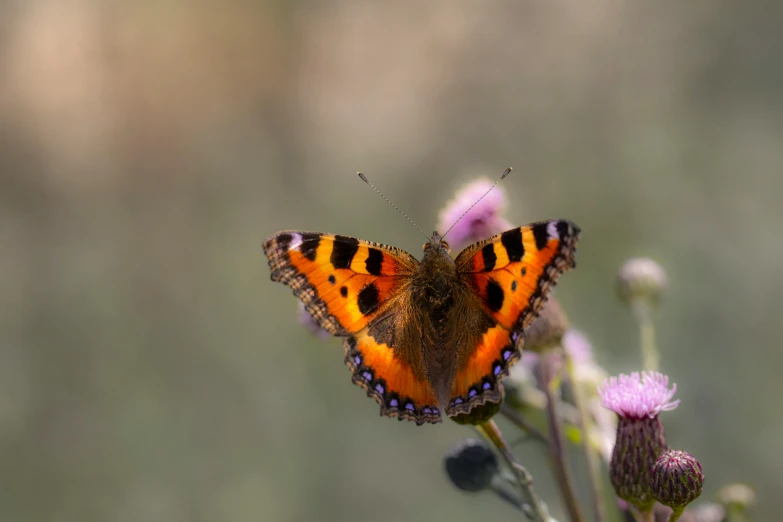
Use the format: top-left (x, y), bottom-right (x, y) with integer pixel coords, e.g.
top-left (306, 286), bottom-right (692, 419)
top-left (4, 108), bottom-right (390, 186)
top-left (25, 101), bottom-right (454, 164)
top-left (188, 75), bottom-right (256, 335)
top-left (598, 372), bottom-right (679, 512)
top-left (524, 297), bottom-right (568, 353)
top-left (651, 449), bottom-right (704, 509)
top-left (436, 177), bottom-right (513, 252)
top-left (443, 438), bottom-right (499, 492)
top-left (616, 258), bottom-right (668, 307)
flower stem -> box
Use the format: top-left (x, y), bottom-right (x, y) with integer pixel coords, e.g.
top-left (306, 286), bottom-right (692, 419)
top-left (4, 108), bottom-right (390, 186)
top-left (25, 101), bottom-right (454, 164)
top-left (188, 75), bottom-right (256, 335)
top-left (667, 506), bottom-right (684, 522)
top-left (540, 352), bottom-right (586, 522)
top-left (489, 476), bottom-right (526, 511)
top-left (477, 420), bottom-right (550, 522)
top-left (630, 507), bottom-right (654, 522)
top-left (564, 351), bottom-right (607, 522)
top-left (633, 301), bottom-right (659, 371)
top-left (499, 403), bottom-right (549, 446)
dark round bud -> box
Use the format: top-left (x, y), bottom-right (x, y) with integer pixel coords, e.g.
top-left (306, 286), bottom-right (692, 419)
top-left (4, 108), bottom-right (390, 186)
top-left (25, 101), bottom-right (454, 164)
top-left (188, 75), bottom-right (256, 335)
top-left (616, 258), bottom-right (667, 307)
top-left (524, 297), bottom-right (569, 353)
top-left (443, 438), bottom-right (499, 492)
top-left (651, 449), bottom-right (704, 509)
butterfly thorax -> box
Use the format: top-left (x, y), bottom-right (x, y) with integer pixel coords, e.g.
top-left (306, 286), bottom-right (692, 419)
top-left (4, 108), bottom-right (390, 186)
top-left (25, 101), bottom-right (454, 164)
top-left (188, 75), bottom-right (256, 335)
top-left (412, 233), bottom-right (458, 323)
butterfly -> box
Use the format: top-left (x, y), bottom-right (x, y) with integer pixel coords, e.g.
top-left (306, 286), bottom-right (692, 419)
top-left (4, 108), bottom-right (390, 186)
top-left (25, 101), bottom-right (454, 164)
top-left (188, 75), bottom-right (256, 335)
top-left (263, 220), bottom-right (580, 425)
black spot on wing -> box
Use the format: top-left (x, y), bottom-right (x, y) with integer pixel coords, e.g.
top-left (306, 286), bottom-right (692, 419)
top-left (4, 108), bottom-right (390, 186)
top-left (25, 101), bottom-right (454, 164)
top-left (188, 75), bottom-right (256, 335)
top-left (532, 223), bottom-right (550, 251)
top-left (501, 228), bottom-right (524, 262)
top-left (511, 280), bottom-right (517, 292)
top-left (300, 233), bottom-right (321, 261)
top-left (275, 233), bottom-right (292, 251)
top-left (328, 274), bottom-right (336, 284)
top-left (365, 248), bottom-right (384, 276)
top-left (331, 235), bottom-right (360, 269)
top-left (481, 244), bottom-right (497, 272)
top-left (486, 278), bottom-right (504, 312)
top-left (357, 283), bottom-right (380, 315)
top-left (556, 220), bottom-right (571, 238)
top-left (340, 286), bottom-right (348, 297)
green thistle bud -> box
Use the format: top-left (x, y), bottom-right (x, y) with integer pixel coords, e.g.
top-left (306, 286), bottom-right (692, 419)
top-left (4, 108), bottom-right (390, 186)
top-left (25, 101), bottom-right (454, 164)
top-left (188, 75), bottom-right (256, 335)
top-left (443, 438), bottom-right (499, 492)
top-left (616, 257), bottom-right (667, 307)
top-left (651, 449), bottom-right (704, 509)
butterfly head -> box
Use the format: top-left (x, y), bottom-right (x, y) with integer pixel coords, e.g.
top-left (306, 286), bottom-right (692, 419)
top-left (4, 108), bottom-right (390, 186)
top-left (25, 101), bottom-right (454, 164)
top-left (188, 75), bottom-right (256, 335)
top-left (424, 231), bottom-right (450, 255)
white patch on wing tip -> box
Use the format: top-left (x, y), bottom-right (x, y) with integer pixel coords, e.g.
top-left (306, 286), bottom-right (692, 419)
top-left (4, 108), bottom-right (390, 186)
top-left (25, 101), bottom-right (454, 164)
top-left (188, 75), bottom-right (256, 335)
top-left (289, 232), bottom-right (303, 251)
top-left (547, 220), bottom-right (560, 240)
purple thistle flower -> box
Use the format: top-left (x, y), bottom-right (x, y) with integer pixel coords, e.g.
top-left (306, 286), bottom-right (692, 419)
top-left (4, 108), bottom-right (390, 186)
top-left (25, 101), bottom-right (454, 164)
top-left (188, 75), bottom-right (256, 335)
top-left (599, 371), bottom-right (679, 419)
top-left (598, 371), bottom-right (679, 513)
top-left (437, 178), bottom-right (513, 251)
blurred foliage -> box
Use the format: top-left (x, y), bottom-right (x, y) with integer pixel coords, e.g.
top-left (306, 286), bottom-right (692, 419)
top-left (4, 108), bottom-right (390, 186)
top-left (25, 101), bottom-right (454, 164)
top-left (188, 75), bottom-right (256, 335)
top-left (1, 1), bottom-right (781, 521)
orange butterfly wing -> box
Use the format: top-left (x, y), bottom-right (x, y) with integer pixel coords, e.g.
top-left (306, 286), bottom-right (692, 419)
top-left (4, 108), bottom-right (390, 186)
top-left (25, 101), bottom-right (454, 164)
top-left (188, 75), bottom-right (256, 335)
top-left (263, 232), bottom-right (440, 424)
top-left (446, 220), bottom-right (580, 415)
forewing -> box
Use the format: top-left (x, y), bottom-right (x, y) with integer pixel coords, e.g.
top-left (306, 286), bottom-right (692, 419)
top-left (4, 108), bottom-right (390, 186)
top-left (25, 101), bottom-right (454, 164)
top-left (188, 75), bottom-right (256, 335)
top-left (263, 231), bottom-right (418, 335)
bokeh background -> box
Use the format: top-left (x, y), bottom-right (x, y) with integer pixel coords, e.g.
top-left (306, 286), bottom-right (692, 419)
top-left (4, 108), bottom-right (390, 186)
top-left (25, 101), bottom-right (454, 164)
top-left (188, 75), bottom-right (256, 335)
top-left (2, 2), bottom-right (781, 521)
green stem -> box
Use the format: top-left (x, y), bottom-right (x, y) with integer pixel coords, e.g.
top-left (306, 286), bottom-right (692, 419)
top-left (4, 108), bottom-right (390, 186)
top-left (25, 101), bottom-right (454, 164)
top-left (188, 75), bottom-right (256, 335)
top-left (489, 476), bottom-right (526, 511)
top-left (630, 507), bottom-right (654, 522)
top-left (564, 351), bottom-right (607, 522)
top-left (499, 403), bottom-right (549, 447)
top-left (633, 301), bottom-right (659, 371)
top-left (726, 505), bottom-right (752, 522)
top-left (478, 420), bottom-right (551, 522)
top-left (667, 506), bottom-right (684, 522)
top-left (540, 352), bottom-right (586, 522)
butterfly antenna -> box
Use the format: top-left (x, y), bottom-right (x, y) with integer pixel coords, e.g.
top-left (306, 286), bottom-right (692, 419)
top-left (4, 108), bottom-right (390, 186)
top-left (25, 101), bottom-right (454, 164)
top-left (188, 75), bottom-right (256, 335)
top-left (441, 167), bottom-right (512, 240)
top-left (358, 173), bottom-right (429, 241)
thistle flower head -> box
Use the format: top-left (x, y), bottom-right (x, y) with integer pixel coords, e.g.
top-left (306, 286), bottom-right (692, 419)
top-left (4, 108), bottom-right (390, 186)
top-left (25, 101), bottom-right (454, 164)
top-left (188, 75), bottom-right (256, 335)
top-left (616, 257), bottom-right (668, 307)
top-left (437, 177), bottom-right (513, 251)
top-left (443, 438), bottom-right (499, 492)
top-left (599, 371), bottom-right (679, 419)
top-left (600, 371), bottom-right (677, 511)
top-left (651, 449), bottom-right (704, 509)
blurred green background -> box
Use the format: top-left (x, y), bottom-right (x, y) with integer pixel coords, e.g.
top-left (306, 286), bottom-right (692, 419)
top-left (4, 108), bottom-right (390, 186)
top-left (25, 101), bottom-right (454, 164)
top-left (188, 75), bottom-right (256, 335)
top-left (1, 2), bottom-right (781, 521)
